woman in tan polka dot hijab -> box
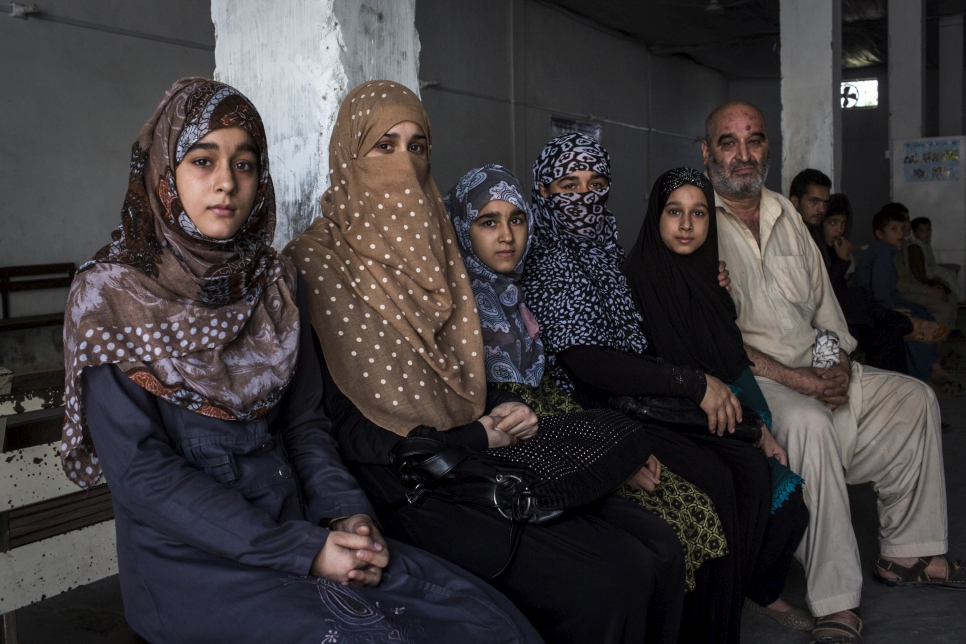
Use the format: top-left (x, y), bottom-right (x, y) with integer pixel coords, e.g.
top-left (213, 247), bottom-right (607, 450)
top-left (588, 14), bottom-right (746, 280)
top-left (286, 81), bottom-right (485, 436)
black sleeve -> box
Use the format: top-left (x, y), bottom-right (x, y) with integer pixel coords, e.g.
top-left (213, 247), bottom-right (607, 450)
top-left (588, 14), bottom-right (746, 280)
top-left (486, 386), bottom-right (526, 409)
top-left (407, 384), bottom-right (524, 451)
top-left (827, 253), bottom-right (851, 292)
top-left (311, 328), bottom-right (489, 464)
top-left (558, 345), bottom-right (707, 404)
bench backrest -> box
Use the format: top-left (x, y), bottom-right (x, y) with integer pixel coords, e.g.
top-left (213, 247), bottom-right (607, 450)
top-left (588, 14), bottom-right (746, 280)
top-left (0, 263), bottom-right (76, 320)
top-left (0, 366), bottom-right (117, 615)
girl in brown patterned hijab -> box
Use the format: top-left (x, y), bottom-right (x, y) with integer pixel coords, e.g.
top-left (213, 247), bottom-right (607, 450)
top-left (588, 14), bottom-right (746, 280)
top-left (61, 77), bottom-right (300, 488)
top-left (286, 81), bottom-right (486, 436)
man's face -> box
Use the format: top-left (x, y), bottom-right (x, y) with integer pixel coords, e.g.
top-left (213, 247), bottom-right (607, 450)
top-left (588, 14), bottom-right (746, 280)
top-left (791, 184), bottom-right (831, 227)
top-left (702, 105), bottom-right (770, 199)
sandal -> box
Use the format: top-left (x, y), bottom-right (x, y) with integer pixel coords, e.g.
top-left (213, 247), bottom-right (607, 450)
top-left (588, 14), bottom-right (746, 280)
top-left (810, 608), bottom-right (862, 643)
top-left (874, 555), bottom-right (966, 589)
top-left (744, 598), bottom-right (814, 630)
top-left (936, 380), bottom-right (966, 397)
top-left (904, 318), bottom-right (949, 344)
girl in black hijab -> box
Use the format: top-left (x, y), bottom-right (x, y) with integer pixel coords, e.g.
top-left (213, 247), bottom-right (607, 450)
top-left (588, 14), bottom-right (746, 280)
top-left (625, 167), bottom-right (811, 630)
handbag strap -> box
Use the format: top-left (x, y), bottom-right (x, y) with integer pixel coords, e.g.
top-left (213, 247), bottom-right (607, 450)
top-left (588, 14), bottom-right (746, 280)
top-left (390, 437), bottom-right (477, 484)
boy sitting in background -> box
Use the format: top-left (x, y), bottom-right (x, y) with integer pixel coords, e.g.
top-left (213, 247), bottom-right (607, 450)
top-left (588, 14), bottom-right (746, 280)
top-left (855, 210), bottom-right (952, 390)
top-left (909, 216), bottom-right (964, 305)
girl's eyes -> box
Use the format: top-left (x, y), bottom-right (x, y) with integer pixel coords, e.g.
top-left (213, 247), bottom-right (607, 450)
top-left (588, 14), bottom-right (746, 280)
top-left (408, 144), bottom-right (424, 153)
top-left (235, 161), bottom-right (255, 171)
top-left (510, 217), bottom-right (526, 225)
top-left (192, 157), bottom-right (212, 167)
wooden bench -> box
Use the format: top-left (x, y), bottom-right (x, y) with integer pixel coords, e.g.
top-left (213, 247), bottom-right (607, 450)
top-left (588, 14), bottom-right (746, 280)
top-left (0, 264), bottom-right (75, 333)
top-left (0, 366), bottom-right (118, 644)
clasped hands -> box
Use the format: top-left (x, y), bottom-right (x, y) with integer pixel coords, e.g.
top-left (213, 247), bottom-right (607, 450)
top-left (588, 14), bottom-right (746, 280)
top-left (311, 514), bottom-right (389, 587)
top-left (792, 358), bottom-right (851, 410)
top-left (482, 401), bottom-right (539, 447)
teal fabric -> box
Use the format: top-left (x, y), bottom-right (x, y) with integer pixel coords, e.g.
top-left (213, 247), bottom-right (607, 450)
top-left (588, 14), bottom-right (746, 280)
top-left (728, 368), bottom-right (804, 514)
top-left (767, 457), bottom-right (804, 515)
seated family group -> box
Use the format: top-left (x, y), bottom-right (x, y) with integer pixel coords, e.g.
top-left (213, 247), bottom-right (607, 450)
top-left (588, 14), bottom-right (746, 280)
top-left (58, 78), bottom-right (961, 643)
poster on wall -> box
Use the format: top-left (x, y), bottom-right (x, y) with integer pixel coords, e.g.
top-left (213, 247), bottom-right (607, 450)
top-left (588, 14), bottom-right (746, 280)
top-left (550, 116), bottom-right (602, 143)
top-left (902, 139), bottom-right (960, 182)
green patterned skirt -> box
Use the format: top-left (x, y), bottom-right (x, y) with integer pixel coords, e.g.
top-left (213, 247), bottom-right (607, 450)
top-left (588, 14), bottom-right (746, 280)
top-left (494, 376), bottom-right (728, 592)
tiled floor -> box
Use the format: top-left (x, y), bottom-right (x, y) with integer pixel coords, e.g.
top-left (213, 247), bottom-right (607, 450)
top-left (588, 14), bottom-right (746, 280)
top-left (10, 360), bottom-right (966, 643)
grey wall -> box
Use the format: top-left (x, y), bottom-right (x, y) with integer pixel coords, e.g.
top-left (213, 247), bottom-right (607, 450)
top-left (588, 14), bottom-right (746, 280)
top-left (841, 66), bottom-right (890, 246)
top-left (415, 0), bottom-right (728, 244)
top-left (0, 1), bottom-right (214, 316)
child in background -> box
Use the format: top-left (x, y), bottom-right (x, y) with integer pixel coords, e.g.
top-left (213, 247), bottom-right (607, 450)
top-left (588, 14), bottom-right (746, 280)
top-left (856, 209), bottom-right (955, 391)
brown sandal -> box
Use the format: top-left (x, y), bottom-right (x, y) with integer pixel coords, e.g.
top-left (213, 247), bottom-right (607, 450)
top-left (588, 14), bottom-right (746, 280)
top-left (903, 318), bottom-right (949, 344)
top-left (810, 609), bottom-right (862, 643)
top-left (874, 555), bottom-right (966, 589)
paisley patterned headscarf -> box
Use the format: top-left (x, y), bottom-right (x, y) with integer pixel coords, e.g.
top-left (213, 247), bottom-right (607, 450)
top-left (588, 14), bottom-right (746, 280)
top-left (62, 78), bottom-right (299, 488)
top-left (285, 81), bottom-right (485, 436)
top-left (445, 165), bottom-right (545, 387)
top-left (623, 168), bottom-right (750, 383)
top-left (521, 134), bottom-right (648, 392)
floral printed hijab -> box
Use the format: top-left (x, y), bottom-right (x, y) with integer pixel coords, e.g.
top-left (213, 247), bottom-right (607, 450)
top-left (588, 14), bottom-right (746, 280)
top-left (62, 78), bottom-right (299, 489)
top-left (286, 81), bottom-right (485, 436)
top-left (445, 165), bottom-right (545, 387)
top-left (521, 134), bottom-right (648, 392)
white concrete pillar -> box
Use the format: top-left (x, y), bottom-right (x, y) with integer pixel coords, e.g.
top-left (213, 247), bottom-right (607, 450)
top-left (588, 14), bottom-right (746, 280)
top-left (779, 0), bottom-right (842, 194)
top-left (888, 0), bottom-right (925, 141)
top-left (211, 0), bottom-right (420, 249)
top-left (939, 14), bottom-right (964, 136)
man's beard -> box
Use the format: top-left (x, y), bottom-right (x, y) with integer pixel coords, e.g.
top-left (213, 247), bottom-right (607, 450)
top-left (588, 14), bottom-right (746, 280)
top-left (707, 149), bottom-right (770, 199)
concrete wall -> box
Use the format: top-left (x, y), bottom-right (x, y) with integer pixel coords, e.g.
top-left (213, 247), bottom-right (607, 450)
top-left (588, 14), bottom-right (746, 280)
top-left (415, 0), bottom-right (728, 243)
top-left (0, 1), bottom-right (215, 318)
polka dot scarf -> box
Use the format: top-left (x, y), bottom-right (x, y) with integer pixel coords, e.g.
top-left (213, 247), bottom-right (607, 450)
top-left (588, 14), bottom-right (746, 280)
top-left (444, 165), bottom-right (545, 387)
top-left (521, 134), bottom-right (649, 393)
top-left (61, 78), bottom-right (300, 488)
top-left (285, 81), bottom-right (485, 436)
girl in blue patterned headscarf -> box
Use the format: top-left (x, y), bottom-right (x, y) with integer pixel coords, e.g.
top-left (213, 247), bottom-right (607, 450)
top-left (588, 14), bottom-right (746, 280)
top-left (444, 165), bottom-right (545, 387)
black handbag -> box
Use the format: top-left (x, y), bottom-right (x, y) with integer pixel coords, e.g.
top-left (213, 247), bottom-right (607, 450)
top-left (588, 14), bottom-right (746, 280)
top-left (389, 408), bottom-right (651, 525)
top-left (609, 395), bottom-right (763, 443)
